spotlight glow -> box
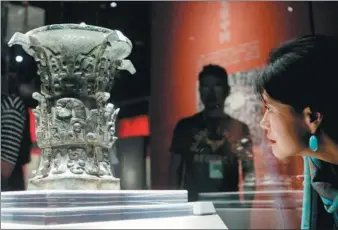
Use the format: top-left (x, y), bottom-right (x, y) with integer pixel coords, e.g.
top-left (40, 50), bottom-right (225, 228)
top-left (15, 55), bottom-right (23, 63)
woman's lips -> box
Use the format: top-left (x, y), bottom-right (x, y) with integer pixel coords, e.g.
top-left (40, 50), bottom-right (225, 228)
top-left (267, 138), bottom-right (276, 144)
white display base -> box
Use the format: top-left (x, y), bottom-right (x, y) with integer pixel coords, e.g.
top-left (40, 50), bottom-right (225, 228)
top-left (1, 215), bottom-right (227, 229)
top-left (1, 190), bottom-right (228, 229)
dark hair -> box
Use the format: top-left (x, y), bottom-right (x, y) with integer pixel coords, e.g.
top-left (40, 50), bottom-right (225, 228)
top-left (198, 64), bottom-right (230, 91)
top-left (255, 34), bottom-right (338, 141)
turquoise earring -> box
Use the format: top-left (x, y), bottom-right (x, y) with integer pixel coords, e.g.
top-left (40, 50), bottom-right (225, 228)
top-left (309, 135), bottom-right (318, 152)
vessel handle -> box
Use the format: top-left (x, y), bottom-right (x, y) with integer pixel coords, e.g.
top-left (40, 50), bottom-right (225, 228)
top-left (8, 32), bottom-right (35, 56)
top-left (8, 32), bottom-right (30, 47)
top-left (118, 59), bottom-right (136, 75)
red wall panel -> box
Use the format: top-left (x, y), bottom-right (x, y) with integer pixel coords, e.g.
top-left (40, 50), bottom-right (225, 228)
top-left (150, 2), bottom-right (310, 189)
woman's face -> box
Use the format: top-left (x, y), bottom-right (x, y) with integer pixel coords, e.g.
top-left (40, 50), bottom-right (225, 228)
top-left (259, 92), bottom-right (308, 159)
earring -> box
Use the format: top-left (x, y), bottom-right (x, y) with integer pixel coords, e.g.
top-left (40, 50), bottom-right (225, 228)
top-left (309, 135), bottom-right (318, 152)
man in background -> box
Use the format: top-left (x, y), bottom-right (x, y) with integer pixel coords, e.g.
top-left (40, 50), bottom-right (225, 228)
top-left (169, 64), bottom-right (255, 202)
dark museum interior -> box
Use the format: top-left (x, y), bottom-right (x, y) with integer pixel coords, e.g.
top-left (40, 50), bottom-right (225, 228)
top-left (1, 1), bottom-right (338, 229)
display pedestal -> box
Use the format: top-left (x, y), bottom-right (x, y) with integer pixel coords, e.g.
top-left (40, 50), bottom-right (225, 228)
top-left (1, 190), bottom-right (227, 229)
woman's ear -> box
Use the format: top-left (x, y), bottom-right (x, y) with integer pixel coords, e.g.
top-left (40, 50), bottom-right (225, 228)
top-left (303, 107), bottom-right (323, 134)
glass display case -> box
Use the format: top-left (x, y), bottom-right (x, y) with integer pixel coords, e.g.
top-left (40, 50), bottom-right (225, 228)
top-left (198, 190), bottom-right (303, 229)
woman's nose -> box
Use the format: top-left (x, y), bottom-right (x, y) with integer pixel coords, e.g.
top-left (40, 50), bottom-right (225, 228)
top-left (260, 111), bottom-right (269, 130)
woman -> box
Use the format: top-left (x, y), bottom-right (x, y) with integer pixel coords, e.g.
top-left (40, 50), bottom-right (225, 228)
top-left (255, 35), bottom-right (338, 230)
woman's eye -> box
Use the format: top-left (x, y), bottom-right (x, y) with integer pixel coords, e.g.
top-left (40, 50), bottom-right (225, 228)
top-left (265, 105), bottom-right (272, 112)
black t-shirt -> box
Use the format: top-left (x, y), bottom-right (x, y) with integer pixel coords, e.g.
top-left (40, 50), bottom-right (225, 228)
top-left (170, 112), bottom-right (253, 201)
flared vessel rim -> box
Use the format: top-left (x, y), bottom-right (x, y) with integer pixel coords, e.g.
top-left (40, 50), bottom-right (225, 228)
top-left (26, 23), bottom-right (116, 36)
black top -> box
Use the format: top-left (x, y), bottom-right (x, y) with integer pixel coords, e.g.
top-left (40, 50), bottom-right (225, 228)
top-left (170, 112), bottom-right (253, 201)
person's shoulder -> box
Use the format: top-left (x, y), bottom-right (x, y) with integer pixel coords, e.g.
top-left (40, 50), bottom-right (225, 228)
top-left (227, 115), bottom-right (249, 129)
top-left (1, 93), bottom-right (25, 113)
top-left (175, 112), bottom-right (203, 129)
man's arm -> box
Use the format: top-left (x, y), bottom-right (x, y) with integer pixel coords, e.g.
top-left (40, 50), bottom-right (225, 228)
top-left (168, 120), bottom-right (186, 189)
top-left (168, 152), bottom-right (183, 189)
top-left (226, 120), bottom-right (255, 185)
top-left (1, 96), bottom-right (26, 179)
top-left (240, 127), bottom-right (255, 186)
top-left (238, 125), bottom-right (256, 205)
